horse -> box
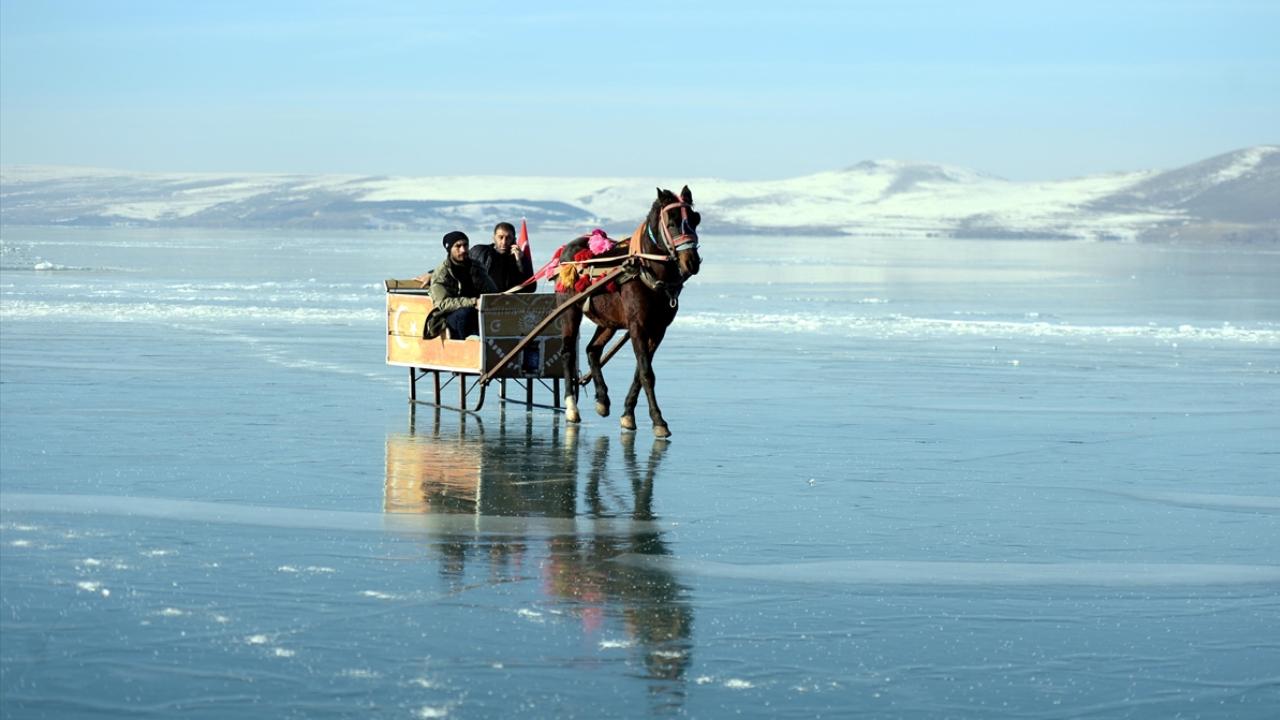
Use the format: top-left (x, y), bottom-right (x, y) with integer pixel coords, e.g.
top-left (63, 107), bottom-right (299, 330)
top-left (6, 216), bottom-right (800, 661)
top-left (557, 186), bottom-right (702, 438)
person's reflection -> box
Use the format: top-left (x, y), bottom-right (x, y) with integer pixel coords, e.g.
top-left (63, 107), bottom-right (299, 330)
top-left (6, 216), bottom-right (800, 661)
top-left (384, 411), bottom-right (693, 709)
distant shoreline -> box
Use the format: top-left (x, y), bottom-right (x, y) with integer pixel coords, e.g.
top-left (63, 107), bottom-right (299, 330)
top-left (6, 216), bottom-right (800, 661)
top-left (3, 146), bottom-right (1276, 243)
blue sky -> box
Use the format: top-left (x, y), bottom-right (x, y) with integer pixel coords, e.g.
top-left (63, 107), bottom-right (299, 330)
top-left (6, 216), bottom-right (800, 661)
top-left (1, 0), bottom-right (1276, 180)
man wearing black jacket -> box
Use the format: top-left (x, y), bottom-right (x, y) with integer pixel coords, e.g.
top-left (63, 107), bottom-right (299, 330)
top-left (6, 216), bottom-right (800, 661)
top-left (469, 221), bottom-right (535, 293)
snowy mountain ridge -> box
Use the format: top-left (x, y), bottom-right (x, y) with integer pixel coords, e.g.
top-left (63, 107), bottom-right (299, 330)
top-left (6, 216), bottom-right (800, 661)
top-left (2, 146), bottom-right (1276, 242)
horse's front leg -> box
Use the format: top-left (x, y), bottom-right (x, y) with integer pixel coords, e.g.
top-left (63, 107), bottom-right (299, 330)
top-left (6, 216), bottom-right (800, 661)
top-left (621, 331), bottom-right (669, 438)
top-left (621, 363), bottom-right (642, 432)
top-left (585, 326), bottom-right (616, 417)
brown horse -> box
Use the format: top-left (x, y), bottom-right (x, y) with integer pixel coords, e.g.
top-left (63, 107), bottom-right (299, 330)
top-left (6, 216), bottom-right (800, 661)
top-left (558, 186), bottom-right (702, 437)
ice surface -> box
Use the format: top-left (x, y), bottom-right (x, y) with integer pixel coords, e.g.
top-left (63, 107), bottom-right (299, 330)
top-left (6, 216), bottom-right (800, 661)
top-left (2, 227), bottom-right (1278, 718)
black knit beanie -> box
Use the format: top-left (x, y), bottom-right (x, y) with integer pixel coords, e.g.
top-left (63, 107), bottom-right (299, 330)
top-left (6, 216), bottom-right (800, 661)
top-left (442, 230), bottom-right (469, 249)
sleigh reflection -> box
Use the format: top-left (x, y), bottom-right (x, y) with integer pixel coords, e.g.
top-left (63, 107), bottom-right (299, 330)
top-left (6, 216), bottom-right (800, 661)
top-left (384, 410), bottom-right (580, 517)
top-left (384, 411), bottom-right (693, 697)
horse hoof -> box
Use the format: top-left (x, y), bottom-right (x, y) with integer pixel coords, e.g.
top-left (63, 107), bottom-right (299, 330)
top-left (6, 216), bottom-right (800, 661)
top-left (620, 415), bottom-right (636, 431)
top-left (595, 402), bottom-right (610, 417)
top-left (653, 424), bottom-right (671, 439)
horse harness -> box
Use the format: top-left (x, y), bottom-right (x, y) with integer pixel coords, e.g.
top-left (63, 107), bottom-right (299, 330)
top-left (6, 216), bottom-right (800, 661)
top-left (580, 200), bottom-right (697, 310)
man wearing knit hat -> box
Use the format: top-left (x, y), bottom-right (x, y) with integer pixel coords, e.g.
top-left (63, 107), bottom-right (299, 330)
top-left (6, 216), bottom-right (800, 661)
top-left (423, 230), bottom-right (498, 340)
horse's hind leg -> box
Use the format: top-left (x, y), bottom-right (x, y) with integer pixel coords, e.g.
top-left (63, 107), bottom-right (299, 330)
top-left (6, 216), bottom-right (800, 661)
top-left (586, 326), bottom-right (615, 417)
top-left (561, 302), bottom-right (583, 423)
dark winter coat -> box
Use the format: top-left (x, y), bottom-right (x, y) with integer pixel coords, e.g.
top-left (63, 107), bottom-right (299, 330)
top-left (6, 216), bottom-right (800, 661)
top-left (469, 244), bottom-right (535, 293)
top-left (423, 257), bottom-right (498, 339)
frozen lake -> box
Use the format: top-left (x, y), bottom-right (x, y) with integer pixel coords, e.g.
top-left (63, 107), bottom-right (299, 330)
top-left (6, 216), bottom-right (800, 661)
top-left (2, 226), bottom-right (1278, 718)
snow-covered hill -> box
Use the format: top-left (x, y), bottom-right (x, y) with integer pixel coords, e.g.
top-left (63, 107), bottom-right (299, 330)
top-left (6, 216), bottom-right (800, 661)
top-left (2, 146), bottom-right (1276, 242)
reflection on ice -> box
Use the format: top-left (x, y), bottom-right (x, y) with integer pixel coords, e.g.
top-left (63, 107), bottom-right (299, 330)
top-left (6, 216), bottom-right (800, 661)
top-left (385, 410), bottom-right (695, 693)
top-left (613, 556), bottom-right (1280, 587)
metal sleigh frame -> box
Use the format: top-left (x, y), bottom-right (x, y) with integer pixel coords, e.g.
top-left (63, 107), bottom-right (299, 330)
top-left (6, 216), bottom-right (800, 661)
top-left (406, 367), bottom-right (562, 414)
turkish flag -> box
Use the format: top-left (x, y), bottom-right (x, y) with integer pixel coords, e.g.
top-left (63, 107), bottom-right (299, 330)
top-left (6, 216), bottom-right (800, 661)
top-left (518, 217), bottom-right (533, 268)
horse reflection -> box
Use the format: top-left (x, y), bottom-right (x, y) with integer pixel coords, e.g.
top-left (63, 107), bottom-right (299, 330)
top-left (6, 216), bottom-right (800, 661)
top-left (544, 433), bottom-right (691, 687)
top-left (384, 411), bottom-right (693, 702)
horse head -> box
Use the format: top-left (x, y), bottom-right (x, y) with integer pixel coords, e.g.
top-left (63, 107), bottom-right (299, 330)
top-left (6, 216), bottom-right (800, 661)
top-left (650, 186), bottom-right (701, 280)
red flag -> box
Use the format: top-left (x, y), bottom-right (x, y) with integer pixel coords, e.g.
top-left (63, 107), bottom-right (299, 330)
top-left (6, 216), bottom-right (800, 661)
top-left (518, 217), bottom-right (533, 266)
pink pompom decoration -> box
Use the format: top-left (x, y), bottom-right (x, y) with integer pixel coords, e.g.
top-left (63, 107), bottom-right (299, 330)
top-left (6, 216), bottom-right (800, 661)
top-left (588, 229), bottom-right (612, 255)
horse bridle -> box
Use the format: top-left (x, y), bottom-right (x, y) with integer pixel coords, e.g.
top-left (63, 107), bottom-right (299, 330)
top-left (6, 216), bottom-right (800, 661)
top-left (637, 200), bottom-right (699, 307)
top-left (646, 201), bottom-right (699, 261)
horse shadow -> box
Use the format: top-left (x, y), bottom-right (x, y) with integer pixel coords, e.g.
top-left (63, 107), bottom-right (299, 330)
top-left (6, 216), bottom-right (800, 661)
top-left (384, 410), bottom-right (694, 702)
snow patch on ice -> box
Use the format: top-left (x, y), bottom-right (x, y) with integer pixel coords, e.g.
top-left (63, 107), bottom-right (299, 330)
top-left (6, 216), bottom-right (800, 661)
top-left (2, 523), bottom-right (42, 532)
top-left (677, 311), bottom-right (1280, 344)
top-left (277, 565), bottom-right (334, 574)
top-left (0, 299), bottom-right (380, 326)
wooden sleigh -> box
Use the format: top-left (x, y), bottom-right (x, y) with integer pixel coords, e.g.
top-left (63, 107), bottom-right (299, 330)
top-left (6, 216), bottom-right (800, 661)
top-left (385, 280), bottom-right (572, 412)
